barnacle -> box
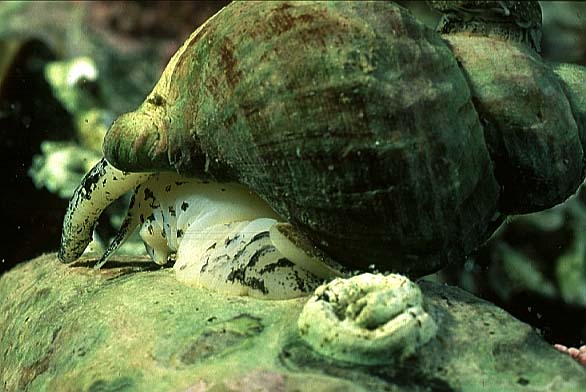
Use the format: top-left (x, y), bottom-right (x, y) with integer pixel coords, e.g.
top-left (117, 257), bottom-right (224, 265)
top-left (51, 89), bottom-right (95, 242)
top-left (298, 273), bottom-right (438, 365)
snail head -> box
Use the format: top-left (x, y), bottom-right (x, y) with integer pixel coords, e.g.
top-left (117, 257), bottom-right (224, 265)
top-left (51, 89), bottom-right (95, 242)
top-left (103, 93), bottom-right (172, 173)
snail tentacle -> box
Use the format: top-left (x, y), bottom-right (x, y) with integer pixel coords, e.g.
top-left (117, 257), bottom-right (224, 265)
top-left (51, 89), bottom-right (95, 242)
top-left (94, 189), bottom-right (147, 269)
top-left (58, 158), bottom-right (153, 263)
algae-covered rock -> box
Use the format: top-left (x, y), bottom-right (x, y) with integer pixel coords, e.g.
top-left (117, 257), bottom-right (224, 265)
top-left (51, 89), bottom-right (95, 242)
top-left (1, 254), bottom-right (585, 391)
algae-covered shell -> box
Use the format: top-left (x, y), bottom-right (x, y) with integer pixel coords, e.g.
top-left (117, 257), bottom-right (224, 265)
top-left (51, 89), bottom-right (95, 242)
top-left (443, 33), bottom-right (585, 213)
top-left (101, 0), bottom-right (501, 276)
top-left (61, 1), bottom-right (586, 278)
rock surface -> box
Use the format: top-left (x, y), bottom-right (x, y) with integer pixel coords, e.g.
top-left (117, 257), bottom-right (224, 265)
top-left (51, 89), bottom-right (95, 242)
top-left (1, 254), bottom-right (585, 392)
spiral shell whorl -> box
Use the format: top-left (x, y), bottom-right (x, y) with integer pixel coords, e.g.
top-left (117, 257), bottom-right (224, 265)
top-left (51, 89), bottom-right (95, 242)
top-left (444, 34), bottom-right (585, 214)
top-left (552, 63), bottom-right (586, 152)
top-left (430, 1), bottom-right (543, 52)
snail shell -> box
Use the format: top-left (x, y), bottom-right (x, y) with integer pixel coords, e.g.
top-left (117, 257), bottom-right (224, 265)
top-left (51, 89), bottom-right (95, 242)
top-left (429, 0), bottom-right (585, 213)
top-left (59, 1), bottom-right (586, 287)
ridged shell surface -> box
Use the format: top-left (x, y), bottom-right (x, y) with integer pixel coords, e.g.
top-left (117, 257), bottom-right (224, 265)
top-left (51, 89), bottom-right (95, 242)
top-left (105, 1), bottom-right (501, 275)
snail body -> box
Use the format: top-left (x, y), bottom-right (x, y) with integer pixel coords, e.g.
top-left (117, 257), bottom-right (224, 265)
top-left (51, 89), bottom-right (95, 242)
top-left (106, 169), bottom-right (341, 298)
top-left (59, 1), bottom-right (586, 297)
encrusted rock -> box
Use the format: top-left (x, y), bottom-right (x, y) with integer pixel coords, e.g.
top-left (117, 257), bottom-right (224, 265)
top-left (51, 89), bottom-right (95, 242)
top-left (2, 255), bottom-right (586, 391)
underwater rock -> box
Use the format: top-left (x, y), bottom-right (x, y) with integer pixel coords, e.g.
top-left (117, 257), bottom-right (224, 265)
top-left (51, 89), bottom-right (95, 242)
top-left (1, 254), bottom-right (585, 391)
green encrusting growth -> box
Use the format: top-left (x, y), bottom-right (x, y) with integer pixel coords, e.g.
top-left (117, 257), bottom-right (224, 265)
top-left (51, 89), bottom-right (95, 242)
top-left (2, 254), bottom-right (586, 391)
